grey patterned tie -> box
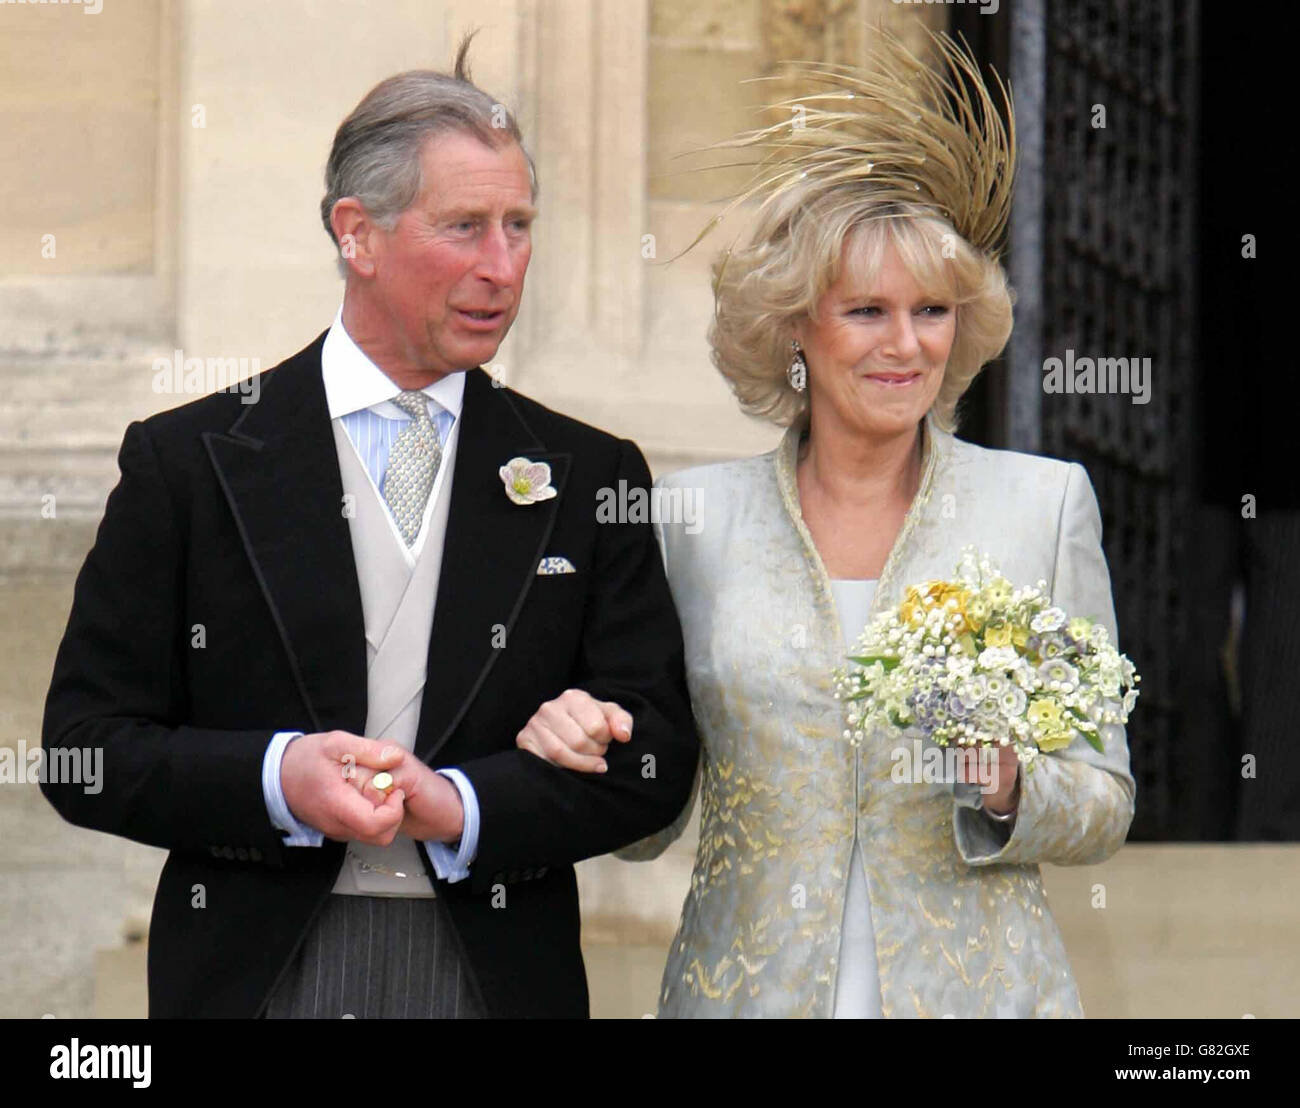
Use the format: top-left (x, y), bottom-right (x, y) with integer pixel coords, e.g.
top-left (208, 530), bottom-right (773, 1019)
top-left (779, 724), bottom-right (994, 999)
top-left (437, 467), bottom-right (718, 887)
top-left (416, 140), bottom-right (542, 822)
top-left (382, 390), bottom-right (443, 547)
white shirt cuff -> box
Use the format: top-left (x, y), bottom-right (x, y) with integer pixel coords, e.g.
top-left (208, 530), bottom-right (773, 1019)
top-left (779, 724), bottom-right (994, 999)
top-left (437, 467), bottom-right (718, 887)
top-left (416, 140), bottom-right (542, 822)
top-left (262, 731), bottom-right (326, 847)
top-left (422, 768), bottom-right (479, 883)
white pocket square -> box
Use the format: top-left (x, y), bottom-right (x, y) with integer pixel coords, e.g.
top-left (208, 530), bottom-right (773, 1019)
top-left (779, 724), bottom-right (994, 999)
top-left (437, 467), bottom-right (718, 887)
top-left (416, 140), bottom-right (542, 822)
top-left (537, 556), bottom-right (576, 576)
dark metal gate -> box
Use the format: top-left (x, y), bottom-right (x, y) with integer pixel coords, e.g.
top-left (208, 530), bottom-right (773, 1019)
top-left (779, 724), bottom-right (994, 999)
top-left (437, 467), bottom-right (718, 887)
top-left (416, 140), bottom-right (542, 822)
top-left (955, 0), bottom-right (1202, 839)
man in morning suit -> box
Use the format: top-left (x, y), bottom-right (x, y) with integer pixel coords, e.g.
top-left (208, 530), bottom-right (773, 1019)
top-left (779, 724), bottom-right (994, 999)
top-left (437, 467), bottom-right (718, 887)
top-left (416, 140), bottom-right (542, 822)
top-left (40, 39), bottom-right (698, 1019)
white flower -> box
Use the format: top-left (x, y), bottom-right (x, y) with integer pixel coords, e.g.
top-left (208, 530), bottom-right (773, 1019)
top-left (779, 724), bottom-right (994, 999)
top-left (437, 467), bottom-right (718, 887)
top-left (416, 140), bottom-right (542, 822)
top-left (945, 655), bottom-right (975, 679)
top-left (1030, 606), bottom-right (1067, 633)
top-left (1037, 658), bottom-right (1080, 692)
top-left (951, 676), bottom-right (984, 709)
top-left (499, 457), bottom-right (558, 505)
top-left (1000, 686), bottom-right (1028, 716)
top-left (1011, 661), bottom-right (1036, 690)
top-left (977, 645), bottom-right (1019, 670)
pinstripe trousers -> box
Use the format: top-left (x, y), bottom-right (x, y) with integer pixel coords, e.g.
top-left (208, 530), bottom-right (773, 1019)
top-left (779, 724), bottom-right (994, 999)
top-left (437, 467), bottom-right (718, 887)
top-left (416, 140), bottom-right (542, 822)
top-left (261, 894), bottom-right (484, 1018)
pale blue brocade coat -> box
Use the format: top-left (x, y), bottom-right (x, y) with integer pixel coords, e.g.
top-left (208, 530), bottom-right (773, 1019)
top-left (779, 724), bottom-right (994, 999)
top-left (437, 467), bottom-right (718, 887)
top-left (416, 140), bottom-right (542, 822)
top-left (621, 414), bottom-right (1136, 1018)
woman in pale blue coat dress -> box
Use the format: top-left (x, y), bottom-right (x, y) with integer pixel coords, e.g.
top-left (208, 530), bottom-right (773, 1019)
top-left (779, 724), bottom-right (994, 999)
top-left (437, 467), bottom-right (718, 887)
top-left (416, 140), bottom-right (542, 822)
top-left (517, 31), bottom-right (1135, 1017)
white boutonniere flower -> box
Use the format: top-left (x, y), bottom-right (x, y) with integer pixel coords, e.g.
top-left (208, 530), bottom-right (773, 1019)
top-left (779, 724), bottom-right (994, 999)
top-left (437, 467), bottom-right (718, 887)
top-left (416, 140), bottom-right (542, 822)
top-left (500, 457), bottom-right (557, 505)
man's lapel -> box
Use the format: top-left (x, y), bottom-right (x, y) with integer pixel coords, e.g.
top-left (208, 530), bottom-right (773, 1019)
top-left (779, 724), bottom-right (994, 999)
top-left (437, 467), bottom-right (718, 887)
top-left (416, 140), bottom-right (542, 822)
top-left (202, 333), bottom-right (369, 736)
top-left (414, 367), bottom-right (570, 763)
top-left (200, 339), bottom-right (568, 759)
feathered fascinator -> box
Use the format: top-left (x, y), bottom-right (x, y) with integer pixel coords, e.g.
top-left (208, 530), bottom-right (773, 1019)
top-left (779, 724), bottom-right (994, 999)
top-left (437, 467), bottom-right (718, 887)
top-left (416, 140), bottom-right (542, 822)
top-left (686, 26), bottom-right (1016, 263)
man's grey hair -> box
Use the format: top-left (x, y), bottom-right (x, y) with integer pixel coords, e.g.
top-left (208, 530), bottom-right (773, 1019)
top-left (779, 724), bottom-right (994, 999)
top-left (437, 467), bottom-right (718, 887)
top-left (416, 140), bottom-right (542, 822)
top-left (321, 31), bottom-right (537, 277)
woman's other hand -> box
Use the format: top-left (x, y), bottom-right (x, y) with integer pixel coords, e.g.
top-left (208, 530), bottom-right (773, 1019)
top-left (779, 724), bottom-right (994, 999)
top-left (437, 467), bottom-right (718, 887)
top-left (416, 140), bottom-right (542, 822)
top-left (515, 688), bottom-right (633, 773)
top-left (957, 742), bottom-right (1021, 815)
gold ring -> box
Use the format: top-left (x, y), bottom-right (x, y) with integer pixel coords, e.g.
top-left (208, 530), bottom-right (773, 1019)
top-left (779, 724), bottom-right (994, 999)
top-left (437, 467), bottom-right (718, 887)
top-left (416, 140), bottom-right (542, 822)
top-left (371, 771), bottom-right (394, 792)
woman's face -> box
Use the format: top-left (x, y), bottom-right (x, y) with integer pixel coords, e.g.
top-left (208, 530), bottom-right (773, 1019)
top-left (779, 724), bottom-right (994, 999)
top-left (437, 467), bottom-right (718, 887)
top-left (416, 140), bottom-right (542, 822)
top-left (794, 238), bottom-right (956, 442)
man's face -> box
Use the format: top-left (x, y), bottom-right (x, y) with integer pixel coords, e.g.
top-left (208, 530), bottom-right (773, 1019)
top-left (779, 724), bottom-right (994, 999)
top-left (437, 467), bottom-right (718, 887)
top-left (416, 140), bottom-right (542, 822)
top-left (367, 130), bottom-right (535, 374)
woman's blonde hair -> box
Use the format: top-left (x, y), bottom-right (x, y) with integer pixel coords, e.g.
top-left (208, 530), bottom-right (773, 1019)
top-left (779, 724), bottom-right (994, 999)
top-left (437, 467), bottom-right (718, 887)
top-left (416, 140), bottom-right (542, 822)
top-left (708, 186), bottom-right (1014, 433)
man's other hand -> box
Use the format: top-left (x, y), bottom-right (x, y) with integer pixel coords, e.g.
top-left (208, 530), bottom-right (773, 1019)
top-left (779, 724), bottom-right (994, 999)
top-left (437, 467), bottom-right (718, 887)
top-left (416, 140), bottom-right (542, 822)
top-left (346, 747), bottom-right (466, 845)
top-left (281, 731), bottom-right (407, 845)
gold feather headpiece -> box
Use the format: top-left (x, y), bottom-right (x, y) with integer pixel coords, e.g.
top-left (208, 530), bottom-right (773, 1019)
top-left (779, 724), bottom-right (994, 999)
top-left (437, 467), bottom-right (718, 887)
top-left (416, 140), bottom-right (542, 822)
top-left (686, 26), bottom-right (1016, 262)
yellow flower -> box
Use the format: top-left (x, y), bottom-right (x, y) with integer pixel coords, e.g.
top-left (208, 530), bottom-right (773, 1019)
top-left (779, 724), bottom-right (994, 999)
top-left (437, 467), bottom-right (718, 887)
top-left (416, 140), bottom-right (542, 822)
top-left (984, 620), bottom-right (1012, 648)
top-left (1067, 617), bottom-right (1092, 641)
top-left (901, 581), bottom-right (974, 632)
top-left (1027, 696), bottom-right (1064, 730)
top-left (1037, 729), bottom-right (1075, 753)
top-left (986, 576), bottom-right (1013, 605)
top-left (1031, 696), bottom-right (1073, 751)
top-left (900, 586), bottom-right (927, 628)
top-left (933, 584), bottom-right (971, 632)
top-left (964, 596), bottom-right (991, 631)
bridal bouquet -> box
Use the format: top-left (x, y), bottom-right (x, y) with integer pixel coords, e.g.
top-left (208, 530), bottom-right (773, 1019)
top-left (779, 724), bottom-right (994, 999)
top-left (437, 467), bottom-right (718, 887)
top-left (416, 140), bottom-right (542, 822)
top-left (833, 547), bottom-right (1139, 766)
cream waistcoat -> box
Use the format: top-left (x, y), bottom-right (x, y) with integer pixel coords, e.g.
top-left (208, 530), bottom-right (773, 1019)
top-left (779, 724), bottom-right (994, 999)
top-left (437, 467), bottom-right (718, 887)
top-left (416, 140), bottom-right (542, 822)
top-left (328, 416), bottom-right (457, 897)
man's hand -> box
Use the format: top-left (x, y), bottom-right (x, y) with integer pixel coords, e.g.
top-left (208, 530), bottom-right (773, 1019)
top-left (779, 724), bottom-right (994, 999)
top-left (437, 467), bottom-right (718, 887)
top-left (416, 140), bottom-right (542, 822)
top-left (515, 689), bottom-right (633, 774)
top-left (346, 748), bottom-right (465, 844)
top-left (281, 730), bottom-right (408, 845)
